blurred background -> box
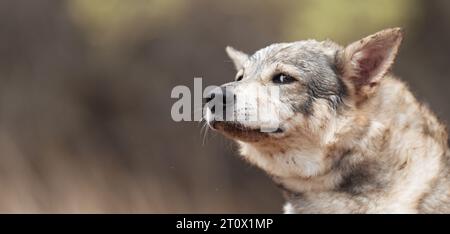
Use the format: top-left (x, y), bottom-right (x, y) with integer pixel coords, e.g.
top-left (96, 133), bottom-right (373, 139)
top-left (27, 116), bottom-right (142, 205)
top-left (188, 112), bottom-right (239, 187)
top-left (0, 0), bottom-right (449, 213)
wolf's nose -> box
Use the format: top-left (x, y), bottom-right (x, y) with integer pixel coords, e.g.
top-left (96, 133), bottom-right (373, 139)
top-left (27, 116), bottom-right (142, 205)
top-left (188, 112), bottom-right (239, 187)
top-left (205, 87), bottom-right (235, 115)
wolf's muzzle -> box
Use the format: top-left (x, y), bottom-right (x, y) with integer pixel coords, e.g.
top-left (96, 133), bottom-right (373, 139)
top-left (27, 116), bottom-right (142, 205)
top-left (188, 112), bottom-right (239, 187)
top-left (205, 87), bottom-right (236, 121)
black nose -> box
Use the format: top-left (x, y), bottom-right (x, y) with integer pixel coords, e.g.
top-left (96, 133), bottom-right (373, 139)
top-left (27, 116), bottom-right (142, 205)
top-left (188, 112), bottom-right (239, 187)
top-left (205, 87), bottom-right (235, 116)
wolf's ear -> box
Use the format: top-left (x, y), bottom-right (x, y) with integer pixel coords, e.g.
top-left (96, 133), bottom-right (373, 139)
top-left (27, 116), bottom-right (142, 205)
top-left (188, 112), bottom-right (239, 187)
top-left (338, 28), bottom-right (403, 94)
top-left (226, 46), bottom-right (249, 70)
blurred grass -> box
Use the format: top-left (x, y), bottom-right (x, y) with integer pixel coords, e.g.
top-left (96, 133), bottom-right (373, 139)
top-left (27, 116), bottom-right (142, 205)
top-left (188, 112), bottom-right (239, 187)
top-left (67, 0), bottom-right (188, 52)
top-left (283, 0), bottom-right (422, 43)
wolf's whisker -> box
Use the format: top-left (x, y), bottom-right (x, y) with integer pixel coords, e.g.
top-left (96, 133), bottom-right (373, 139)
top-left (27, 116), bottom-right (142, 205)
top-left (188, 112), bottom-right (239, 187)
top-left (202, 122), bottom-right (210, 146)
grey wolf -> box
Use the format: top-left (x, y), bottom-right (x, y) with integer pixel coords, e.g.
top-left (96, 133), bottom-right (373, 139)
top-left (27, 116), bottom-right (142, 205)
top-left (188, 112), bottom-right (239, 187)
top-left (204, 28), bottom-right (450, 213)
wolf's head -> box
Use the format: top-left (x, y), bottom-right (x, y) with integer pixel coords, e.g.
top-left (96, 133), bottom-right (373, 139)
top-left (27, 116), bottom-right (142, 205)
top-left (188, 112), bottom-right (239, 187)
top-left (205, 28), bottom-right (403, 178)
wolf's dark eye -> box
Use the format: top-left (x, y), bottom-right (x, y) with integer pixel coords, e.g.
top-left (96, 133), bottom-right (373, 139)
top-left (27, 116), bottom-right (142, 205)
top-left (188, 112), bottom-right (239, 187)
top-left (272, 73), bottom-right (296, 84)
top-left (236, 75), bottom-right (244, 81)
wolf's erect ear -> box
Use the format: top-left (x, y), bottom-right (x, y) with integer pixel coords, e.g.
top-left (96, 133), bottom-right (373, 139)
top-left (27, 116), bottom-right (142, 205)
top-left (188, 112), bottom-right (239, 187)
top-left (339, 28), bottom-right (403, 94)
top-left (226, 46), bottom-right (249, 70)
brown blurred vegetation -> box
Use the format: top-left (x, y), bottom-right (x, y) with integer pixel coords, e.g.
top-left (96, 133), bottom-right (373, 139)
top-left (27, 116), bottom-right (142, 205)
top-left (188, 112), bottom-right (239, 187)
top-left (0, 0), bottom-right (449, 213)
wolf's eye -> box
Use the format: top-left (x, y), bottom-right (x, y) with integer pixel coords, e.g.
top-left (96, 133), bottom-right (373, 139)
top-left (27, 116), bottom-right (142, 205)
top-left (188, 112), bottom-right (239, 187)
top-left (236, 75), bottom-right (244, 81)
top-left (272, 73), bottom-right (296, 84)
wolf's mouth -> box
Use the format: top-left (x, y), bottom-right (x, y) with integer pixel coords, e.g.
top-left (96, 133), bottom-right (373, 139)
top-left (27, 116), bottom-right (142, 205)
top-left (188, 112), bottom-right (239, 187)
top-left (210, 121), bottom-right (283, 142)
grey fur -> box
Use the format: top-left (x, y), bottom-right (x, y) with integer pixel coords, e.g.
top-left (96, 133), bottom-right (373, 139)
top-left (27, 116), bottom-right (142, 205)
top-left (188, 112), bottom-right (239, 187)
top-left (207, 28), bottom-right (450, 213)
